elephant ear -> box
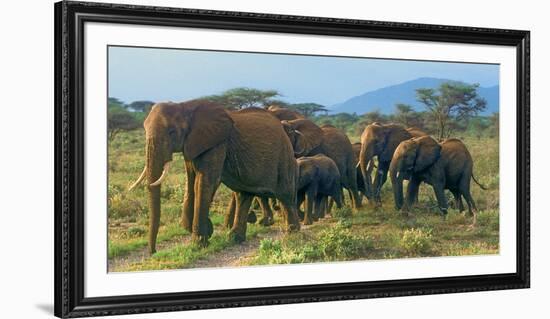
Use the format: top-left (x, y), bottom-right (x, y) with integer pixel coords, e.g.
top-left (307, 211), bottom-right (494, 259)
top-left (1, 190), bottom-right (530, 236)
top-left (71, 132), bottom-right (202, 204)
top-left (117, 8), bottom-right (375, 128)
top-left (289, 119), bottom-right (323, 157)
top-left (413, 135), bottom-right (441, 172)
top-left (379, 125), bottom-right (412, 162)
top-left (183, 101), bottom-right (234, 161)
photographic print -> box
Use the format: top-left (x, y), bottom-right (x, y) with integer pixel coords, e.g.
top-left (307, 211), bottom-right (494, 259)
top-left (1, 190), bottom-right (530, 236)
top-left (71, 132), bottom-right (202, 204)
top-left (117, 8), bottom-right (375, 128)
top-left (107, 46), bottom-right (500, 272)
top-left (55, 2), bottom-right (528, 317)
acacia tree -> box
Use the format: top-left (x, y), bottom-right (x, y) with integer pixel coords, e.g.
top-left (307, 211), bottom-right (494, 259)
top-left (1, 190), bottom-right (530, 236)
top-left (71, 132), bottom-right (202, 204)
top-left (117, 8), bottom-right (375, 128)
top-left (394, 103), bottom-right (418, 127)
top-left (288, 103), bottom-right (328, 118)
top-left (108, 110), bottom-right (141, 141)
top-left (204, 87), bottom-right (281, 110)
top-left (127, 100), bottom-right (155, 113)
top-left (416, 82), bottom-right (487, 140)
top-left (107, 97), bottom-right (140, 141)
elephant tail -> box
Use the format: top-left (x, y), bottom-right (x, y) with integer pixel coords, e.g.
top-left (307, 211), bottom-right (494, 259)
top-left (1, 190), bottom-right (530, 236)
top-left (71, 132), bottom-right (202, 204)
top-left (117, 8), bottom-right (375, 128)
top-left (472, 174), bottom-right (488, 190)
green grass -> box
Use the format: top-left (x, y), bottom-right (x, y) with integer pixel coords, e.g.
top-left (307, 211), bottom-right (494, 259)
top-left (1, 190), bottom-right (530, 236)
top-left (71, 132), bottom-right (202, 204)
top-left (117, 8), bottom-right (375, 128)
top-left (108, 130), bottom-right (499, 271)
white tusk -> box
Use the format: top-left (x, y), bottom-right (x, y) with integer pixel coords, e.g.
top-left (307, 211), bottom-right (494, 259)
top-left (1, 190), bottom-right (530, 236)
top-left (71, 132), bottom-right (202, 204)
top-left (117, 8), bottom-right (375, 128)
top-left (295, 129), bottom-right (304, 136)
top-left (150, 162), bottom-right (171, 187)
top-left (396, 172), bottom-right (401, 180)
top-left (128, 166), bottom-right (147, 191)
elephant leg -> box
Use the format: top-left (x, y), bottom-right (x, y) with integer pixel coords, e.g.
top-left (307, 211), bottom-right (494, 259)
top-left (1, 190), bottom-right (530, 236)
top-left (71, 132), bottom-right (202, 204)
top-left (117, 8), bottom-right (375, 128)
top-left (313, 195), bottom-right (324, 220)
top-left (229, 192), bottom-right (254, 243)
top-left (246, 197), bottom-right (259, 224)
top-left (258, 197), bottom-right (275, 226)
top-left (346, 189), bottom-right (353, 206)
top-left (297, 191), bottom-right (305, 221)
top-left (451, 190), bottom-right (464, 212)
top-left (303, 189), bottom-right (315, 225)
top-left (326, 197), bottom-right (334, 215)
top-left (223, 192), bottom-right (237, 229)
top-left (271, 198), bottom-right (280, 211)
top-left (462, 191), bottom-right (478, 226)
top-left (191, 146), bottom-right (225, 246)
top-left (373, 162), bottom-right (389, 203)
top-left (182, 160), bottom-right (196, 232)
top-left (405, 177), bottom-right (421, 210)
top-left (348, 168), bottom-right (362, 210)
top-left (278, 194), bottom-right (301, 232)
top-left (432, 183), bottom-right (448, 217)
top-left (317, 196), bottom-right (326, 218)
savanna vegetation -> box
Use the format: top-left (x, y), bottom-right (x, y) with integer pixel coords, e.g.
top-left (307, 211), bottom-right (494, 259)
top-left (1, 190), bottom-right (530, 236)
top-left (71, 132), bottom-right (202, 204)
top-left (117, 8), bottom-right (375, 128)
top-left (107, 82), bottom-right (499, 272)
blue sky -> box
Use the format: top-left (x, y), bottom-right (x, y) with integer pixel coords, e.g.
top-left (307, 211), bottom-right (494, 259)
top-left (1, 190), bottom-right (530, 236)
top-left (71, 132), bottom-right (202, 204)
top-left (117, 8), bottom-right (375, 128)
top-left (108, 46), bottom-right (499, 107)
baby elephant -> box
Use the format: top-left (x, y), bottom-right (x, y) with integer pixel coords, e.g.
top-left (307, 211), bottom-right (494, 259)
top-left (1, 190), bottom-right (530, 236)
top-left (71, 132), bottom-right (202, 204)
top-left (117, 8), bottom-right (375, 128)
top-left (297, 154), bottom-right (344, 225)
top-left (389, 136), bottom-right (486, 224)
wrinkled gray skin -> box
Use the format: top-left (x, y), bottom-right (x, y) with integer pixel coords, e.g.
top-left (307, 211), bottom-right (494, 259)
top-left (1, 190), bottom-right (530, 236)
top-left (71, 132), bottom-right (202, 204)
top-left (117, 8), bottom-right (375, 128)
top-left (131, 101), bottom-right (301, 253)
top-left (224, 107), bottom-right (303, 228)
top-left (389, 136), bottom-right (485, 225)
top-left (281, 119), bottom-right (362, 210)
top-left (296, 154), bottom-right (344, 225)
top-left (359, 123), bottom-right (426, 203)
top-left (226, 108), bottom-right (362, 226)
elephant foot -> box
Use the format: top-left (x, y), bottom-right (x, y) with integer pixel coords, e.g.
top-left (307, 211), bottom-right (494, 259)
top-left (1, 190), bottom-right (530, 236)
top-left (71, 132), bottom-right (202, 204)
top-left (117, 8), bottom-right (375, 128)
top-left (228, 230), bottom-right (246, 244)
top-left (247, 212), bottom-right (258, 224)
top-left (303, 217), bottom-right (313, 226)
top-left (191, 234), bottom-right (209, 248)
top-left (259, 217), bottom-right (274, 227)
top-left (287, 222), bottom-right (301, 232)
top-left (312, 215), bottom-right (319, 222)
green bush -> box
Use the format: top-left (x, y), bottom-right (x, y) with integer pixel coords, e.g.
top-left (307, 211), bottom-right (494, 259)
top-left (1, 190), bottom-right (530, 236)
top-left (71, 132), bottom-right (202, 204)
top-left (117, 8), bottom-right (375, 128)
top-left (318, 224), bottom-right (362, 259)
top-left (332, 206), bottom-right (353, 220)
top-left (400, 228), bottom-right (433, 256)
top-left (257, 239), bottom-right (306, 264)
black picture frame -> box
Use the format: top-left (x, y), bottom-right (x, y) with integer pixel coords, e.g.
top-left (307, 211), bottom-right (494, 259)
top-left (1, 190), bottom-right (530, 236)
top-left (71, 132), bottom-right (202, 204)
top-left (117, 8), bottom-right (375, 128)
top-left (54, 1), bottom-right (530, 317)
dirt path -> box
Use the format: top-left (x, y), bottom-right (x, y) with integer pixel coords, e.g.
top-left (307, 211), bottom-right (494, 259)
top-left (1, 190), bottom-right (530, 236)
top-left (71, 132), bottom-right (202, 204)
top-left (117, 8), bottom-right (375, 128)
top-left (191, 229), bottom-right (282, 268)
top-left (189, 221), bottom-right (321, 268)
top-left (109, 221), bottom-right (322, 271)
top-left (108, 234), bottom-right (191, 272)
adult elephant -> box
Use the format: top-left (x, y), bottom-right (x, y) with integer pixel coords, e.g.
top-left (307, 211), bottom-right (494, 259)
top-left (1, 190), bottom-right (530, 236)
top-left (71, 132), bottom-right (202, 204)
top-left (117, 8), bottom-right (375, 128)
top-left (225, 106), bottom-right (304, 228)
top-left (129, 101), bottom-right (301, 253)
top-left (358, 123), bottom-right (426, 203)
top-left (283, 119), bottom-right (362, 209)
top-left (389, 136), bottom-right (486, 224)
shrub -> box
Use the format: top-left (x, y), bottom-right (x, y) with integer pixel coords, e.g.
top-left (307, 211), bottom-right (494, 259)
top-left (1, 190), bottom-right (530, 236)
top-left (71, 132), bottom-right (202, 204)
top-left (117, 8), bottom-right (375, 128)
top-left (332, 206), bottom-right (352, 220)
top-left (109, 192), bottom-right (146, 219)
top-left (257, 239), bottom-right (306, 264)
top-left (318, 224), bottom-right (362, 259)
top-left (400, 228), bottom-right (433, 256)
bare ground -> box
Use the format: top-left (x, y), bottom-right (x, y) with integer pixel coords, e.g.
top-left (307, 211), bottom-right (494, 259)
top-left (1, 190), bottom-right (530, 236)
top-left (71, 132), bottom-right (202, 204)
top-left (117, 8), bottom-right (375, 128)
top-left (108, 234), bottom-right (190, 271)
top-left (108, 220), bottom-right (322, 272)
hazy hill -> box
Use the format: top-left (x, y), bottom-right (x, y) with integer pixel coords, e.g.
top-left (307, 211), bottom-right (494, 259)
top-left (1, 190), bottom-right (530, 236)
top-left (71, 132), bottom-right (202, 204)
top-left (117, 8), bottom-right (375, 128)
top-left (331, 77), bottom-right (499, 115)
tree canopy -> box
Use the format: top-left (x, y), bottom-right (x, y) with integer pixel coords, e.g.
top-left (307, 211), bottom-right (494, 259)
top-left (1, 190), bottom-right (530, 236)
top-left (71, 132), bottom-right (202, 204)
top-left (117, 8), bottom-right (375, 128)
top-left (203, 87), bottom-right (281, 110)
top-left (287, 103), bottom-right (329, 118)
top-left (416, 82), bottom-right (487, 140)
top-left (127, 100), bottom-right (155, 113)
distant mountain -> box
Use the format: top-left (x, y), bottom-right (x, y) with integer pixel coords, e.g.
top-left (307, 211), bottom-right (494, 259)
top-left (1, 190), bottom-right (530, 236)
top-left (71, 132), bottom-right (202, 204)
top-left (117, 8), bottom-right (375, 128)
top-left (331, 77), bottom-right (499, 115)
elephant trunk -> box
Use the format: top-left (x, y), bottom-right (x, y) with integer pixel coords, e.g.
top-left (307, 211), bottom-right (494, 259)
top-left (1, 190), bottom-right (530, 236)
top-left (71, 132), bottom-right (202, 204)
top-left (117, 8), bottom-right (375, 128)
top-left (359, 143), bottom-right (374, 200)
top-left (145, 137), bottom-right (166, 254)
top-left (389, 159), bottom-right (404, 210)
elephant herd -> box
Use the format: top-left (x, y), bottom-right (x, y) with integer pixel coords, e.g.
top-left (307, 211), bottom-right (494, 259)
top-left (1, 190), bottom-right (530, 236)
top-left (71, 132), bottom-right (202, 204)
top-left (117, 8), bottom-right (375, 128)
top-left (128, 100), bottom-right (485, 254)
